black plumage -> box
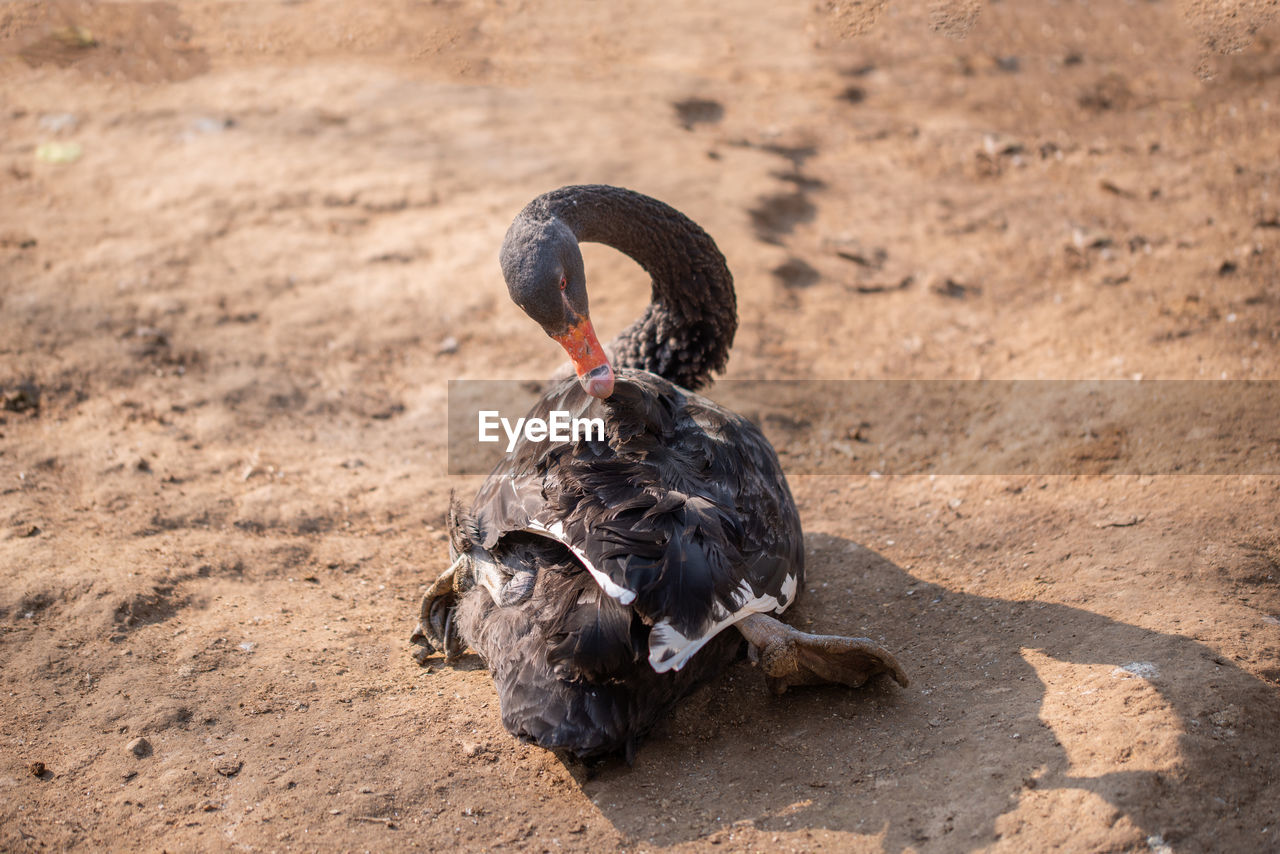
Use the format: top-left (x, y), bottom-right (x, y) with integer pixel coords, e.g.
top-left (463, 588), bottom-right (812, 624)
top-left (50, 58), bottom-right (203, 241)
top-left (454, 535), bottom-right (745, 761)
top-left (447, 369), bottom-right (802, 758)
top-left (412, 185), bottom-right (905, 761)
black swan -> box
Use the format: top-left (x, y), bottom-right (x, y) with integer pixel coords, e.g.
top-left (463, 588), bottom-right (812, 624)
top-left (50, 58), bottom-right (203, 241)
top-left (411, 185), bottom-right (906, 761)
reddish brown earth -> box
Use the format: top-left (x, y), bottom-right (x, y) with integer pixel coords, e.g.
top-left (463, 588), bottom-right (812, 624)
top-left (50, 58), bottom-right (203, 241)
top-left (3, 1), bottom-right (1280, 851)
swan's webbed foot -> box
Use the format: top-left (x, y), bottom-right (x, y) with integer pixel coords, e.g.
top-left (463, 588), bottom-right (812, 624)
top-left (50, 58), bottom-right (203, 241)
top-left (498, 569), bottom-right (537, 606)
top-left (736, 613), bottom-right (908, 696)
top-left (410, 556), bottom-right (467, 664)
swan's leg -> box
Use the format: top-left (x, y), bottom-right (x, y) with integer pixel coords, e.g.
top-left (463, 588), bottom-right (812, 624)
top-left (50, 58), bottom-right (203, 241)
top-left (736, 613), bottom-right (909, 696)
top-left (499, 570), bottom-right (537, 606)
top-left (409, 555), bottom-right (468, 664)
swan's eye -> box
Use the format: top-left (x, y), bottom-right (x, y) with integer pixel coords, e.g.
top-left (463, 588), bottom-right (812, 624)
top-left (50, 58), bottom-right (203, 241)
top-left (559, 275), bottom-right (567, 290)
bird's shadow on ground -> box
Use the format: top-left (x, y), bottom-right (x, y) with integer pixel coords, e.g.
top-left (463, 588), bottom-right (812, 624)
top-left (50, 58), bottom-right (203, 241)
top-left (569, 533), bottom-right (1280, 852)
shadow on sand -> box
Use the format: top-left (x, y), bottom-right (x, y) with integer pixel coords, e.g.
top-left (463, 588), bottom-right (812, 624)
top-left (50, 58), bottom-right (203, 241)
top-left (570, 533), bottom-right (1279, 851)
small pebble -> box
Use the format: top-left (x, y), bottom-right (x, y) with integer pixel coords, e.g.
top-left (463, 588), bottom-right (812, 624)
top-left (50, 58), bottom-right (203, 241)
top-left (35, 141), bottom-right (82, 164)
top-left (28, 761), bottom-right (46, 777)
top-left (213, 757), bottom-right (243, 777)
top-left (37, 112), bottom-right (79, 133)
top-left (438, 336), bottom-right (459, 355)
top-left (189, 116), bottom-right (230, 135)
top-left (127, 737), bottom-right (153, 758)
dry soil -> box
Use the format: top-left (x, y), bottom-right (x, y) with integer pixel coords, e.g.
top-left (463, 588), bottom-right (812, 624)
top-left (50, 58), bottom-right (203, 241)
top-left (3, 1), bottom-right (1280, 852)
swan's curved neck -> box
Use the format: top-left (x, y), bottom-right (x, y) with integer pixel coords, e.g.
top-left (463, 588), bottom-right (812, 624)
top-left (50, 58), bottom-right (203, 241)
top-left (529, 185), bottom-right (737, 391)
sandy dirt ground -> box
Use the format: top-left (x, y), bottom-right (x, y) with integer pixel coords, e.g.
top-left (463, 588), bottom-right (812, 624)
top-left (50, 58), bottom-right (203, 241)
top-left (3, 1), bottom-right (1280, 851)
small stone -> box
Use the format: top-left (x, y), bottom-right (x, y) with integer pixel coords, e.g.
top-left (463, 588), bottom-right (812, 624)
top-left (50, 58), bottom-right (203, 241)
top-left (461, 741), bottom-right (484, 758)
top-left (35, 141), bottom-right (83, 164)
top-left (127, 737), bottom-right (153, 758)
top-left (1114, 661), bottom-right (1159, 679)
top-left (189, 116), bottom-right (230, 135)
top-left (213, 757), bottom-right (243, 777)
top-left (28, 761), bottom-right (46, 777)
top-left (438, 336), bottom-right (459, 355)
top-left (38, 112), bottom-right (79, 133)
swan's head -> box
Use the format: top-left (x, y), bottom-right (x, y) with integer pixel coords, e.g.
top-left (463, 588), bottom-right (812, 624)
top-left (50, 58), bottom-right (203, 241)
top-left (500, 216), bottom-right (615, 398)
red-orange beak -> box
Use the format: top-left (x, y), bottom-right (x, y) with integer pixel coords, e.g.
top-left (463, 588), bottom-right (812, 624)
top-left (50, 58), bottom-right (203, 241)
top-left (551, 317), bottom-right (615, 399)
